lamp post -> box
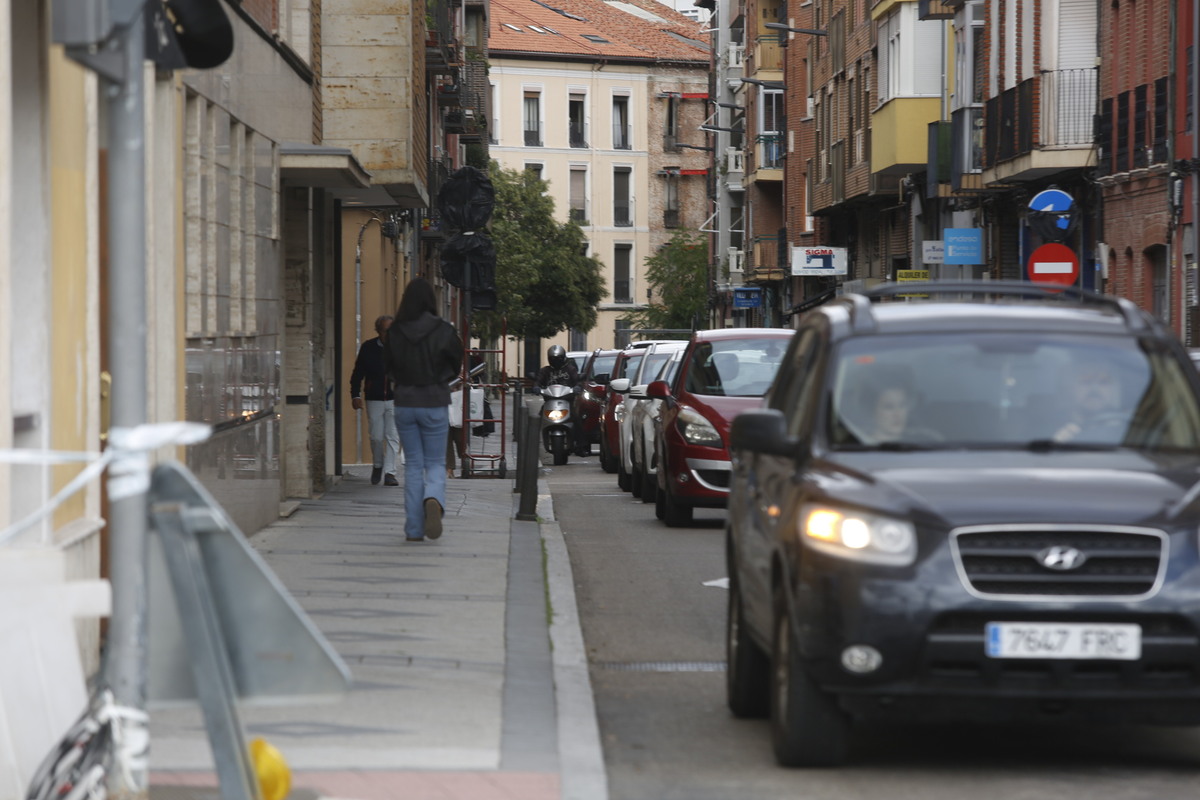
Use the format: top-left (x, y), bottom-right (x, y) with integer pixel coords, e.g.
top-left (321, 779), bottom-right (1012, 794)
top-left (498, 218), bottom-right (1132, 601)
top-left (764, 22), bottom-right (828, 36)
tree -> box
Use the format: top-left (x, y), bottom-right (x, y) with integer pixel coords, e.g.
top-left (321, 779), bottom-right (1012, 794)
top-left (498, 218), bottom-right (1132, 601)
top-left (472, 164), bottom-right (607, 341)
top-left (621, 229), bottom-right (709, 331)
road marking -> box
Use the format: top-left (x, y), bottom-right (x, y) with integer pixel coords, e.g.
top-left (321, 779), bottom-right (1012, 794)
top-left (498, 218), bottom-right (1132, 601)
top-left (703, 577), bottom-right (729, 589)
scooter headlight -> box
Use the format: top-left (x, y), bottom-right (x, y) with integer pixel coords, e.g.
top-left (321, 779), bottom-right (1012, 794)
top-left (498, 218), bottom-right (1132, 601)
top-left (544, 408), bottom-right (569, 423)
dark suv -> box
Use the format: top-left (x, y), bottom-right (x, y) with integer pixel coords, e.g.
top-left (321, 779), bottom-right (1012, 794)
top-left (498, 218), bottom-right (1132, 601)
top-left (726, 282), bottom-right (1200, 767)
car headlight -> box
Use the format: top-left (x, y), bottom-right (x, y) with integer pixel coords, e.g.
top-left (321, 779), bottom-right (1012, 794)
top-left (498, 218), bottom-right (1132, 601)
top-left (583, 390), bottom-right (598, 403)
top-left (676, 406), bottom-right (722, 447)
top-left (614, 403), bottom-right (626, 423)
top-left (799, 505), bottom-right (916, 566)
top-left (544, 408), bottom-right (568, 422)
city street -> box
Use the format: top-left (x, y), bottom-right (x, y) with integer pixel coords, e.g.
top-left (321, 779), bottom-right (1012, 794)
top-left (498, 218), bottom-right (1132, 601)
top-left (545, 457), bottom-right (1200, 800)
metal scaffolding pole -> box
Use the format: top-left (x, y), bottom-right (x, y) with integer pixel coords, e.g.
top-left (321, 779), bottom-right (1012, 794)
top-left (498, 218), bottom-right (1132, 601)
top-left (102, 11), bottom-right (151, 799)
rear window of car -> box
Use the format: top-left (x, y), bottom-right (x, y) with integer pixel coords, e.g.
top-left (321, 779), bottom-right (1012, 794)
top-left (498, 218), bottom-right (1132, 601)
top-left (684, 338), bottom-right (790, 397)
top-left (827, 333), bottom-right (1200, 451)
top-left (587, 355), bottom-right (617, 381)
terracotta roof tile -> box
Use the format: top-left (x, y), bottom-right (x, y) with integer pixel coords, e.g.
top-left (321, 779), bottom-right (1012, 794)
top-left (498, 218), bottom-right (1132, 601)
top-left (489, 0), bottom-right (709, 64)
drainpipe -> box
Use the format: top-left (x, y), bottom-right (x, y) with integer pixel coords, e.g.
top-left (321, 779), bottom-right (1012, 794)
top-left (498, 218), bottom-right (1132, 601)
top-left (1192, 0), bottom-right (1199, 341)
top-left (354, 215), bottom-right (382, 463)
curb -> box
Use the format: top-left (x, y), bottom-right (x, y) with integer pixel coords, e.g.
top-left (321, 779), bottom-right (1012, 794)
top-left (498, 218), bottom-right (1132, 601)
top-left (538, 485), bottom-right (610, 800)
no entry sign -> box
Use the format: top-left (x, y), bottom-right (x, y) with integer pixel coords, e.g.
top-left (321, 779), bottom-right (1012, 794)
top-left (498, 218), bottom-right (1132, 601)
top-left (1027, 243), bottom-right (1080, 287)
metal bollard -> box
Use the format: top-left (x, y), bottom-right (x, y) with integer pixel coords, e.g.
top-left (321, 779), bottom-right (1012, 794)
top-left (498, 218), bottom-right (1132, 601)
top-left (512, 397), bottom-right (525, 491)
top-left (516, 403), bottom-right (540, 521)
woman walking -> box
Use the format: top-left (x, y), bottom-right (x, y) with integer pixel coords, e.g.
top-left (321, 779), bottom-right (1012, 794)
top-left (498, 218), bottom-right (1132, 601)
top-left (384, 277), bottom-right (464, 541)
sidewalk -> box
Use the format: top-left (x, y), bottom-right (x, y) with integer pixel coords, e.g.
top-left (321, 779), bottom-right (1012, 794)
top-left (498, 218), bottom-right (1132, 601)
top-left (148, 437), bottom-right (607, 800)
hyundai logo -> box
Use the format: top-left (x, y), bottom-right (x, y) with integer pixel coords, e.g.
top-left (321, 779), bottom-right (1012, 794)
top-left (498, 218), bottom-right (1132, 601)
top-left (1037, 545), bottom-right (1087, 571)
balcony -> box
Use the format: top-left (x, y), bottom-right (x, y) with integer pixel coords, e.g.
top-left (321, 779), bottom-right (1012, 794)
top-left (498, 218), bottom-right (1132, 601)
top-left (749, 134), bottom-right (784, 181)
top-left (664, 209), bottom-right (680, 228)
top-left (983, 69), bottom-right (1097, 184)
top-left (750, 236), bottom-right (787, 281)
top-left (725, 147), bottom-right (744, 192)
top-left (871, 96), bottom-right (941, 177)
top-left (752, 35), bottom-right (783, 73)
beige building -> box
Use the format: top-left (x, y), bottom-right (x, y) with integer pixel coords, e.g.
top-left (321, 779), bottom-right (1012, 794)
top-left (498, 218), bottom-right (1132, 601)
top-left (488, 0), bottom-right (709, 373)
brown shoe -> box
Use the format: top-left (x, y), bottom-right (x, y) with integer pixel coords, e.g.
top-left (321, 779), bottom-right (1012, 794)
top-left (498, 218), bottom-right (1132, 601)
top-left (423, 497), bottom-right (443, 540)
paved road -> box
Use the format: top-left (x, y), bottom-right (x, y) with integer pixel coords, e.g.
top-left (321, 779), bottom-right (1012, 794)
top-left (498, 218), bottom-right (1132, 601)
top-left (546, 457), bottom-right (1200, 800)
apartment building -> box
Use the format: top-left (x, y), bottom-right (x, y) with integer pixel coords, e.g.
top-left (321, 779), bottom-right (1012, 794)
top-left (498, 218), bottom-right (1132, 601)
top-left (487, 0), bottom-right (709, 364)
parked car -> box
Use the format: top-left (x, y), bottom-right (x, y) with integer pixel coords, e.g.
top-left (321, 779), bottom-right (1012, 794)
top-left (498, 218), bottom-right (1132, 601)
top-left (599, 347), bottom-right (646, 473)
top-left (650, 328), bottom-right (794, 526)
top-left (611, 340), bottom-right (688, 494)
top-left (625, 344), bottom-right (688, 502)
top-left (578, 348), bottom-right (620, 450)
top-left (726, 281), bottom-right (1200, 768)
top-left (566, 350), bottom-right (590, 374)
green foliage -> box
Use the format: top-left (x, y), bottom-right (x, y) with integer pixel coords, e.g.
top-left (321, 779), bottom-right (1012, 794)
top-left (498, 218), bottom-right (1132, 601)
top-left (473, 163), bottom-right (607, 340)
top-left (621, 229), bottom-right (709, 331)
top-left (464, 142), bottom-right (488, 170)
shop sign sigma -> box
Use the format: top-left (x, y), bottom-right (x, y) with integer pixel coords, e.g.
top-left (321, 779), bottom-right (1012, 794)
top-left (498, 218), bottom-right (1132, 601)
top-left (791, 246), bottom-right (848, 276)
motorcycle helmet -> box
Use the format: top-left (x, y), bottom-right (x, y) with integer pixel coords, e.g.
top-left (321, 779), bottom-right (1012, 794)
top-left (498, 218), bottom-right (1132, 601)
top-left (547, 345), bottom-right (567, 369)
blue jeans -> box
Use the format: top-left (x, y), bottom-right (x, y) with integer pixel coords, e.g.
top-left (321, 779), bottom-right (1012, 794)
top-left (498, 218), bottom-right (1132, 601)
top-left (394, 405), bottom-right (449, 539)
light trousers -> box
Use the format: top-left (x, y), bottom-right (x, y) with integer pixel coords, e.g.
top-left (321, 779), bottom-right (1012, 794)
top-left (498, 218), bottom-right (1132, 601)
top-left (367, 399), bottom-right (401, 475)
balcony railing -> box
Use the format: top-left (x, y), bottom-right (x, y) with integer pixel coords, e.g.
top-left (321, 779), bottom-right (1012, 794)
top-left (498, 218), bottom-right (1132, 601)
top-left (525, 129), bottom-right (542, 146)
top-left (754, 36), bottom-right (782, 71)
top-left (614, 280), bottom-right (632, 304)
top-left (569, 208), bottom-right (588, 224)
top-left (664, 209), bottom-right (680, 228)
top-left (984, 79), bottom-right (1033, 166)
top-left (614, 206), bottom-right (632, 227)
top-left (1040, 68), bottom-right (1096, 147)
top-left (726, 147), bottom-right (744, 174)
top-left (570, 124), bottom-right (587, 148)
top-left (757, 134), bottom-right (784, 169)
top-left (830, 140), bottom-right (845, 203)
top-left (726, 43), bottom-right (745, 70)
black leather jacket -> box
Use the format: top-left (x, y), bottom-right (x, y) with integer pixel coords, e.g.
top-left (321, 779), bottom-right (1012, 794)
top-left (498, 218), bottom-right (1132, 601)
top-left (385, 312), bottom-right (463, 407)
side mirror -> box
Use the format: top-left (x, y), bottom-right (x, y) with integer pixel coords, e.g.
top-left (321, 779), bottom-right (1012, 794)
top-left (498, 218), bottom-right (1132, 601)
top-left (593, 373), bottom-right (611, 385)
top-left (609, 378), bottom-right (631, 394)
top-left (646, 380), bottom-right (671, 400)
top-left (730, 409), bottom-right (797, 457)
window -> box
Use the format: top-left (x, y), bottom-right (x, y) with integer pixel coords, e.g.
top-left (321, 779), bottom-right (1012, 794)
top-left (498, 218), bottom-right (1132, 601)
top-left (614, 244), bottom-right (633, 303)
top-left (525, 162), bottom-right (544, 180)
top-left (613, 166), bottom-right (632, 226)
top-left (569, 93), bottom-right (588, 147)
top-left (613, 95), bottom-right (631, 149)
top-left (1116, 90), bottom-right (1129, 172)
top-left (490, 83), bottom-right (499, 144)
top-left (569, 166), bottom-right (588, 223)
top-left (663, 172), bottom-right (680, 227)
top-left (1134, 84), bottom-right (1148, 168)
top-left (664, 95), bottom-right (679, 150)
top-left (524, 91), bottom-right (542, 146)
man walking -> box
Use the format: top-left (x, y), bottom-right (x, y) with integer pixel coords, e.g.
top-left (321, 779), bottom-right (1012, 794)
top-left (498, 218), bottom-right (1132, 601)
top-left (351, 314), bottom-right (402, 485)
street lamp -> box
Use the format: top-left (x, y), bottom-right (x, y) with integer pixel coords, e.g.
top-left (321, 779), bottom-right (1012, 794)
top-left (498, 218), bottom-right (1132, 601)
top-left (700, 124), bottom-right (744, 133)
top-left (765, 22), bottom-right (827, 36)
top-left (676, 143), bottom-right (714, 151)
top-left (739, 78), bottom-right (786, 89)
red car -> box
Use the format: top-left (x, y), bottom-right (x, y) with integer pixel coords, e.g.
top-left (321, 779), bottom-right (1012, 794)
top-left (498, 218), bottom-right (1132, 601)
top-left (650, 328), bottom-right (795, 526)
top-left (578, 348), bottom-right (620, 450)
top-left (598, 347), bottom-right (646, 473)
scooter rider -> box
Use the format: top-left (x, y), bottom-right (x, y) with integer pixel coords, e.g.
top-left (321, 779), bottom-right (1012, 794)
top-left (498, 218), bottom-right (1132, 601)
top-left (536, 345), bottom-right (587, 456)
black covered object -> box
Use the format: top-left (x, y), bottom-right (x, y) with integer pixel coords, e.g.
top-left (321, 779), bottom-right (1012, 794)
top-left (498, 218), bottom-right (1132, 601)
top-left (438, 167), bottom-right (497, 309)
top-left (437, 166), bottom-right (495, 231)
top-left (162, 0), bottom-right (234, 69)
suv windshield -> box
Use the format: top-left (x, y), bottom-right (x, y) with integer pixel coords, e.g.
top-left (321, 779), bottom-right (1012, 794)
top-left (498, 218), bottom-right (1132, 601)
top-left (685, 337), bottom-right (789, 397)
top-left (828, 333), bottom-right (1200, 451)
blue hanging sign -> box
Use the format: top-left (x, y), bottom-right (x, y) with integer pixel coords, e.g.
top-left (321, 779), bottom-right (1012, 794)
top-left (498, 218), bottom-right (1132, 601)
top-left (733, 288), bottom-right (763, 309)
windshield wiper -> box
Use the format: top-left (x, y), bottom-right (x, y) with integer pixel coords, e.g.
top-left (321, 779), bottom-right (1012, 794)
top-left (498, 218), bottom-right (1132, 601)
top-left (1023, 439), bottom-right (1122, 452)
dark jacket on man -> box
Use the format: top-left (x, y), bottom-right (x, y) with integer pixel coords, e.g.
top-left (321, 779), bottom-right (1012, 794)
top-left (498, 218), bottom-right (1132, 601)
top-left (385, 312), bottom-right (463, 408)
top-left (536, 361), bottom-right (579, 389)
top-left (349, 336), bottom-right (393, 402)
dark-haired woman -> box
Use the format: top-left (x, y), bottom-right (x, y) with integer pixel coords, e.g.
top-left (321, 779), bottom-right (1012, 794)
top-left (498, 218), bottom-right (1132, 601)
top-left (384, 277), bottom-right (464, 541)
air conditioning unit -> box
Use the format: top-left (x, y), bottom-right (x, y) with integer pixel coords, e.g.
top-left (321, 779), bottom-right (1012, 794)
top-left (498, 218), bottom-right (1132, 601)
top-left (728, 247), bottom-right (744, 274)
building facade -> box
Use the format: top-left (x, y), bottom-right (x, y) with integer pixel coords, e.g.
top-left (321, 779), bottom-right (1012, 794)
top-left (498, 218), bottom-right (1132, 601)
top-left (487, 0), bottom-right (708, 372)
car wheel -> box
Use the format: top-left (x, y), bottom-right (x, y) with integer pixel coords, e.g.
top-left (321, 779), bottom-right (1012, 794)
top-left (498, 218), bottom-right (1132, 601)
top-left (599, 435), bottom-right (616, 474)
top-left (662, 485), bottom-right (693, 527)
top-left (654, 480), bottom-right (666, 519)
top-left (630, 460), bottom-right (644, 499)
top-left (727, 575), bottom-right (769, 718)
top-left (640, 461), bottom-right (657, 504)
top-left (617, 456), bottom-right (632, 491)
top-left (770, 595), bottom-right (850, 767)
